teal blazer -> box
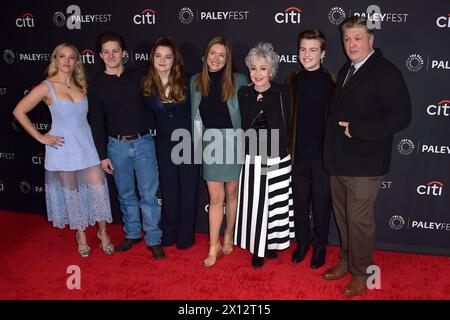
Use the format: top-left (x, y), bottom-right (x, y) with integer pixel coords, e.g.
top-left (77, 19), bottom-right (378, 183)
top-left (190, 72), bottom-right (248, 145)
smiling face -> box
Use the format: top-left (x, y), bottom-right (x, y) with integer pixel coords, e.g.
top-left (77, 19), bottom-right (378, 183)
top-left (206, 44), bottom-right (227, 72)
top-left (343, 27), bottom-right (374, 64)
top-left (249, 57), bottom-right (272, 91)
top-left (298, 39), bottom-right (325, 71)
top-left (54, 46), bottom-right (78, 73)
top-left (153, 45), bottom-right (174, 75)
top-left (99, 40), bottom-right (125, 70)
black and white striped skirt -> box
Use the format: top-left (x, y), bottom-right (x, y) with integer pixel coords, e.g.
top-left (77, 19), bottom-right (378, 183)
top-left (234, 154), bottom-right (295, 257)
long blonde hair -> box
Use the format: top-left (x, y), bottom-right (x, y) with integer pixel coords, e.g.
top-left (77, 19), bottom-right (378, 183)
top-left (46, 43), bottom-right (88, 95)
top-left (194, 36), bottom-right (235, 102)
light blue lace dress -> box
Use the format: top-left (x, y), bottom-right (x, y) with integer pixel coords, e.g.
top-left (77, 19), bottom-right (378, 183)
top-left (43, 80), bottom-right (112, 230)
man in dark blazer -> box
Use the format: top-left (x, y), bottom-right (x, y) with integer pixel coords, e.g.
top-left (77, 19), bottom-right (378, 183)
top-left (322, 17), bottom-right (411, 296)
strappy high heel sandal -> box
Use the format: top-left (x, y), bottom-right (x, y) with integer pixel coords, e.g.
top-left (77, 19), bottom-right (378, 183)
top-left (204, 242), bottom-right (223, 268)
top-left (223, 232), bottom-right (234, 255)
top-left (76, 231), bottom-right (91, 258)
top-left (97, 230), bottom-right (114, 256)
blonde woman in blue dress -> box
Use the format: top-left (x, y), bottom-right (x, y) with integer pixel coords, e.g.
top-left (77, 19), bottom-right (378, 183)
top-left (12, 43), bottom-right (114, 257)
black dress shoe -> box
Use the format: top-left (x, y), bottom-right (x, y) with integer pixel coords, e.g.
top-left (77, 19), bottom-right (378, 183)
top-left (114, 238), bottom-right (142, 252)
top-left (265, 250), bottom-right (278, 260)
top-left (310, 247), bottom-right (327, 269)
top-left (291, 244), bottom-right (310, 263)
top-left (252, 254), bottom-right (264, 268)
top-left (148, 244), bottom-right (166, 260)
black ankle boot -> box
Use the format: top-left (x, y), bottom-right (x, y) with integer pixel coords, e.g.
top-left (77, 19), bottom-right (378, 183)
top-left (252, 254), bottom-right (264, 268)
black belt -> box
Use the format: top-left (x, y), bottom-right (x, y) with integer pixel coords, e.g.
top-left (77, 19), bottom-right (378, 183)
top-left (112, 129), bottom-right (151, 141)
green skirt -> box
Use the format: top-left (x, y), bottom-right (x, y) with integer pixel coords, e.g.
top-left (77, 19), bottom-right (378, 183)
top-left (201, 128), bottom-right (242, 182)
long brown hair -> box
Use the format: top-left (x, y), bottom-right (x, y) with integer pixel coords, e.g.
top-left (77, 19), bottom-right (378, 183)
top-left (46, 43), bottom-right (87, 95)
top-left (194, 36), bottom-right (235, 102)
top-left (143, 36), bottom-right (186, 102)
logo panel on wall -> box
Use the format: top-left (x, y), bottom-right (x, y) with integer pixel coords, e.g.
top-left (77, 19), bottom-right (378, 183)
top-left (0, 152), bottom-right (15, 160)
top-left (427, 100), bottom-right (450, 117)
top-left (81, 49), bottom-right (95, 64)
top-left (53, 5), bottom-right (112, 30)
top-left (389, 215), bottom-right (450, 232)
top-left (328, 5), bottom-right (409, 28)
top-left (328, 7), bottom-right (346, 25)
top-left (133, 8), bottom-right (156, 25)
top-left (436, 13), bottom-right (450, 28)
top-left (2, 50), bottom-right (51, 64)
top-left (417, 181), bottom-right (444, 196)
top-left (31, 153), bottom-right (44, 165)
top-left (397, 138), bottom-right (450, 157)
top-left (178, 7), bottom-right (249, 24)
top-left (275, 7), bottom-right (302, 24)
top-left (19, 181), bottom-right (44, 194)
top-left (16, 13), bottom-right (35, 28)
top-left (397, 138), bottom-right (415, 156)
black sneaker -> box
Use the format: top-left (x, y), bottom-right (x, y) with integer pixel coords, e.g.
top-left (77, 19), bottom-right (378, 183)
top-left (148, 244), bottom-right (166, 260)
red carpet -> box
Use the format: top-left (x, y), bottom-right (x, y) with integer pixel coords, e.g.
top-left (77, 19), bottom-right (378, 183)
top-left (0, 211), bottom-right (449, 300)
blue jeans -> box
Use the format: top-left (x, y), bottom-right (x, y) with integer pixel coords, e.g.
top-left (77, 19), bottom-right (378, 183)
top-left (107, 133), bottom-right (162, 245)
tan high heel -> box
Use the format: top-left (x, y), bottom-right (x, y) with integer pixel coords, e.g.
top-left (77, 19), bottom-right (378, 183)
top-left (76, 231), bottom-right (90, 258)
top-left (222, 233), bottom-right (234, 255)
top-left (204, 242), bottom-right (223, 267)
top-left (97, 230), bottom-right (114, 256)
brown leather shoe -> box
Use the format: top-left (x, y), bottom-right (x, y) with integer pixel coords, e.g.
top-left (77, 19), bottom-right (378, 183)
top-left (343, 277), bottom-right (368, 296)
top-left (322, 264), bottom-right (349, 280)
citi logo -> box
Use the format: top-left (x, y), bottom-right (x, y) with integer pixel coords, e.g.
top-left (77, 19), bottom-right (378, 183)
top-left (81, 49), bottom-right (95, 64)
top-left (133, 8), bottom-right (156, 25)
top-left (427, 100), bottom-right (450, 116)
top-left (275, 7), bottom-right (302, 24)
top-left (32, 153), bottom-right (44, 165)
top-left (16, 13), bottom-right (35, 27)
top-left (436, 13), bottom-right (450, 28)
top-left (417, 181), bottom-right (444, 196)
top-left (406, 54), bottom-right (424, 72)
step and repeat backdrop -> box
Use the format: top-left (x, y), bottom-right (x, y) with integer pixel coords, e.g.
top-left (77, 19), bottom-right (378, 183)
top-left (1, 0), bottom-right (449, 255)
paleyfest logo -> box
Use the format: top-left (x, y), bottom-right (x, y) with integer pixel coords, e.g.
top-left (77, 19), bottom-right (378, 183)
top-left (179, 7), bottom-right (194, 24)
top-left (397, 138), bottom-right (415, 156)
top-left (328, 7), bottom-right (346, 25)
top-left (53, 5), bottom-right (112, 30)
top-left (406, 54), bottom-right (424, 72)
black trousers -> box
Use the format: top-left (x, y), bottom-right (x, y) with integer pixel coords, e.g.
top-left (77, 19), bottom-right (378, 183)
top-left (157, 145), bottom-right (200, 249)
top-left (292, 158), bottom-right (332, 248)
